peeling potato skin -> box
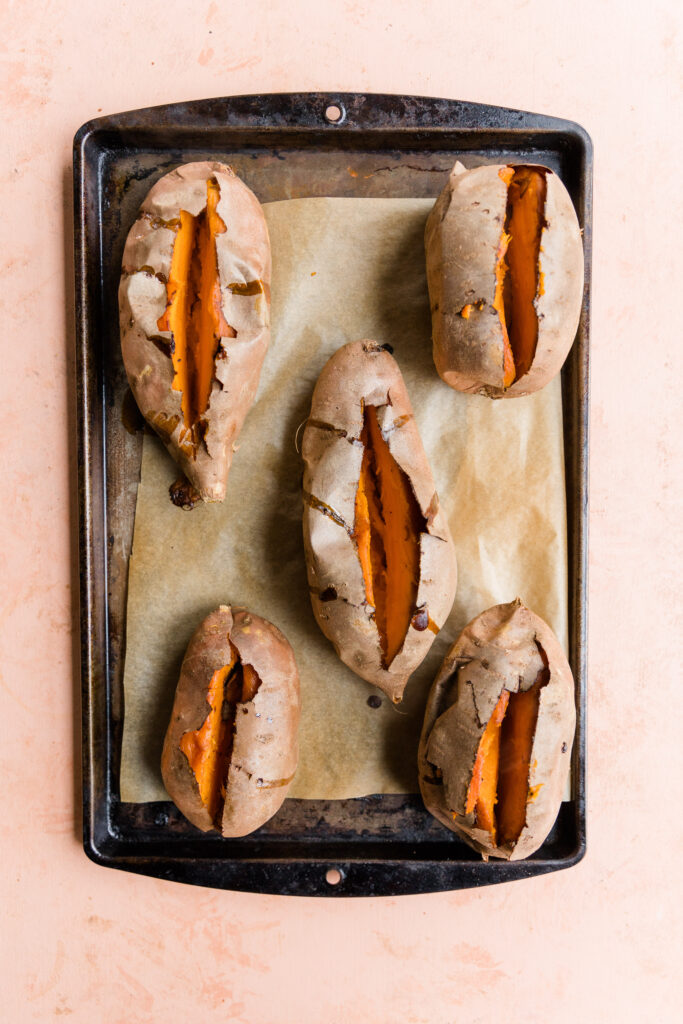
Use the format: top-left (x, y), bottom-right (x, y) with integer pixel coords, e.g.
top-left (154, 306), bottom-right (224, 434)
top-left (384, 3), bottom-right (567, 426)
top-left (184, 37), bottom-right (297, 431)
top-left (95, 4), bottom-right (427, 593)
top-left (302, 340), bottom-right (458, 704)
top-left (119, 161), bottom-right (271, 502)
top-left (161, 605), bottom-right (300, 838)
top-left (417, 599), bottom-right (575, 860)
top-left (425, 162), bottom-right (584, 398)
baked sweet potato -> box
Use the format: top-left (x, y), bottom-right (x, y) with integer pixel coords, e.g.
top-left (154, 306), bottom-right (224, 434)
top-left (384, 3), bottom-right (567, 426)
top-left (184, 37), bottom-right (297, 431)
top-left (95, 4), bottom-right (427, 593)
top-left (119, 161), bottom-right (271, 502)
top-left (425, 162), bottom-right (583, 398)
top-left (302, 340), bottom-right (458, 704)
top-left (418, 598), bottom-right (575, 859)
top-left (161, 605), bottom-right (300, 837)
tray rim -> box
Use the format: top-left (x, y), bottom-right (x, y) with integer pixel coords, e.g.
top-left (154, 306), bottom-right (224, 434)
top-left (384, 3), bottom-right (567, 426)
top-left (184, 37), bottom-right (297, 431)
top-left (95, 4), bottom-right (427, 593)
top-left (74, 90), bottom-right (590, 897)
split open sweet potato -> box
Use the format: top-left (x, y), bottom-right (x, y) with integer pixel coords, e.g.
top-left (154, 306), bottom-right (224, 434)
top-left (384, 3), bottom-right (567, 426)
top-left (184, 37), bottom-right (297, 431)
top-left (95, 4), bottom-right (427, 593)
top-left (119, 161), bottom-right (271, 502)
top-left (425, 162), bottom-right (584, 398)
top-left (302, 340), bottom-right (458, 703)
top-left (418, 599), bottom-right (575, 860)
top-left (161, 605), bottom-right (300, 837)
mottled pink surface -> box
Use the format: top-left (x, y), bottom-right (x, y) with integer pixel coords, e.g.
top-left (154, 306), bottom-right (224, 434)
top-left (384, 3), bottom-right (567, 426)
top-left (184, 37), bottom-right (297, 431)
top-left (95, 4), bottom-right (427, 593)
top-left (1, 1), bottom-right (681, 1020)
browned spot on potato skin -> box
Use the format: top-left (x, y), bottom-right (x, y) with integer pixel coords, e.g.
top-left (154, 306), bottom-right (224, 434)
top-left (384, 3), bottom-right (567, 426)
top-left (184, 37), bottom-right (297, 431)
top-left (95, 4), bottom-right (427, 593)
top-left (121, 264), bottom-right (169, 285)
top-left (255, 774), bottom-right (295, 789)
top-left (306, 419), bottom-right (348, 439)
top-left (152, 414), bottom-right (209, 461)
top-left (303, 490), bottom-right (352, 535)
top-left (384, 413), bottom-right (413, 433)
top-left (411, 607), bottom-right (430, 631)
top-left (169, 475), bottom-right (202, 510)
top-left (458, 299), bottom-right (486, 319)
top-left (412, 607), bottom-right (440, 634)
top-left (228, 279), bottom-right (271, 303)
top-left (320, 586), bottom-right (338, 602)
top-left (150, 411), bottom-right (180, 441)
top-left (361, 340), bottom-right (383, 355)
top-left (136, 210), bottom-right (182, 231)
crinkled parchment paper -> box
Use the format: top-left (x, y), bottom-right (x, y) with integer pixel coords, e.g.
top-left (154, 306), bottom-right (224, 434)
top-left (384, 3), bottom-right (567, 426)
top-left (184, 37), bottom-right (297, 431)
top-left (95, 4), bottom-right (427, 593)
top-left (120, 197), bottom-right (567, 803)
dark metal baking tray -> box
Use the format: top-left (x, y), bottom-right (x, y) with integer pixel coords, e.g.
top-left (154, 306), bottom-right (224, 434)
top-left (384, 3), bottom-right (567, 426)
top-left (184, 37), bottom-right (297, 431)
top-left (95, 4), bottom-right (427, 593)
top-left (74, 92), bottom-right (591, 896)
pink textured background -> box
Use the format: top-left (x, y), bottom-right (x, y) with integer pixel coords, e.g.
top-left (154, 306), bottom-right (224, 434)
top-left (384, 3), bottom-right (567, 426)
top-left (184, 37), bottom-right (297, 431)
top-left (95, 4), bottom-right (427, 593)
top-left (1, 1), bottom-right (681, 1020)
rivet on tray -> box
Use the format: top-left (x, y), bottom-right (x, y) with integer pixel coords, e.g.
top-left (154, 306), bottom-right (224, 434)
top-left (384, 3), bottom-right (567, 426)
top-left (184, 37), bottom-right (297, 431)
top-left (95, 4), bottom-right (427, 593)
top-left (324, 103), bottom-right (345, 125)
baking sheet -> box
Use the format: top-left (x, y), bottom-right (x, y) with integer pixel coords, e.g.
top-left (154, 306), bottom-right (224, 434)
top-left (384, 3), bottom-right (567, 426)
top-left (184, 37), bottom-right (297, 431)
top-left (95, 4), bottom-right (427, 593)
top-left (120, 196), bottom-right (567, 803)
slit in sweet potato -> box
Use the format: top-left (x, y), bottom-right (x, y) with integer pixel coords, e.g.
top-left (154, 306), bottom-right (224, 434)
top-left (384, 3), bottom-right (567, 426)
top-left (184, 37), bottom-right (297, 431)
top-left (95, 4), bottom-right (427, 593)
top-left (353, 404), bottom-right (426, 669)
top-left (157, 177), bottom-right (235, 444)
top-left (466, 642), bottom-right (550, 845)
top-left (494, 166), bottom-right (548, 387)
top-left (497, 647), bottom-right (550, 844)
top-left (465, 688), bottom-right (510, 841)
top-left (179, 644), bottom-right (262, 826)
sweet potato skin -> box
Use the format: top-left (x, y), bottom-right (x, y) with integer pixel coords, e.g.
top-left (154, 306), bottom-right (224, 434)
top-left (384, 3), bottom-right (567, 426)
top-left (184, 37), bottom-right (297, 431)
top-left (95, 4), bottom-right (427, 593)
top-left (302, 340), bottom-right (458, 704)
top-left (425, 162), bottom-right (583, 398)
top-left (417, 598), bottom-right (575, 860)
top-left (161, 606), bottom-right (300, 838)
top-left (119, 161), bottom-right (271, 501)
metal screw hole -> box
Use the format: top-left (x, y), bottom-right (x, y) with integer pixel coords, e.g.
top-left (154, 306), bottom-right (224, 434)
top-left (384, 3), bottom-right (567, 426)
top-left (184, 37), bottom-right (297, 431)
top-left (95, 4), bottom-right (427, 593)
top-left (324, 103), bottom-right (344, 124)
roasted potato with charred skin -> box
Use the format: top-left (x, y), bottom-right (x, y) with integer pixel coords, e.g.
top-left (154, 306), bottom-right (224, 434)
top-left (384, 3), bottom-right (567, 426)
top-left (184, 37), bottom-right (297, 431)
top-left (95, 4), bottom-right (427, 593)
top-left (161, 605), bottom-right (300, 837)
top-left (302, 340), bottom-right (458, 704)
top-left (425, 162), bottom-right (583, 398)
top-left (119, 161), bottom-right (271, 503)
top-left (418, 599), bottom-right (575, 860)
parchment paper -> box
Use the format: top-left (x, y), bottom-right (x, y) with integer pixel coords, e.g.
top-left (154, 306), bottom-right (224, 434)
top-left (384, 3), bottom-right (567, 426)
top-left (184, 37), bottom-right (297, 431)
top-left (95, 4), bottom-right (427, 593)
top-left (120, 197), bottom-right (567, 803)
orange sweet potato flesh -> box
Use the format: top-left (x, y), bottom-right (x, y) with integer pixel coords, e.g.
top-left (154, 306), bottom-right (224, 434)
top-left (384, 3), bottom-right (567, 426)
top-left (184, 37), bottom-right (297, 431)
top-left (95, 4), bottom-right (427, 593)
top-left (504, 168), bottom-right (548, 380)
top-left (492, 226), bottom-right (516, 388)
top-left (178, 645), bottom-right (262, 825)
top-left (354, 472), bottom-right (377, 610)
top-left (354, 404), bottom-right (425, 668)
top-left (465, 689), bottom-right (510, 839)
top-left (157, 177), bottom-right (234, 435)
top-left (466, 644), bottom-right (550, 845)
top-left (495, 166), bottom-right (548, 387)
top-left (179, 648), bottom-right (237, 823)
top-left (497, 655), bottom-right (550, 844)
